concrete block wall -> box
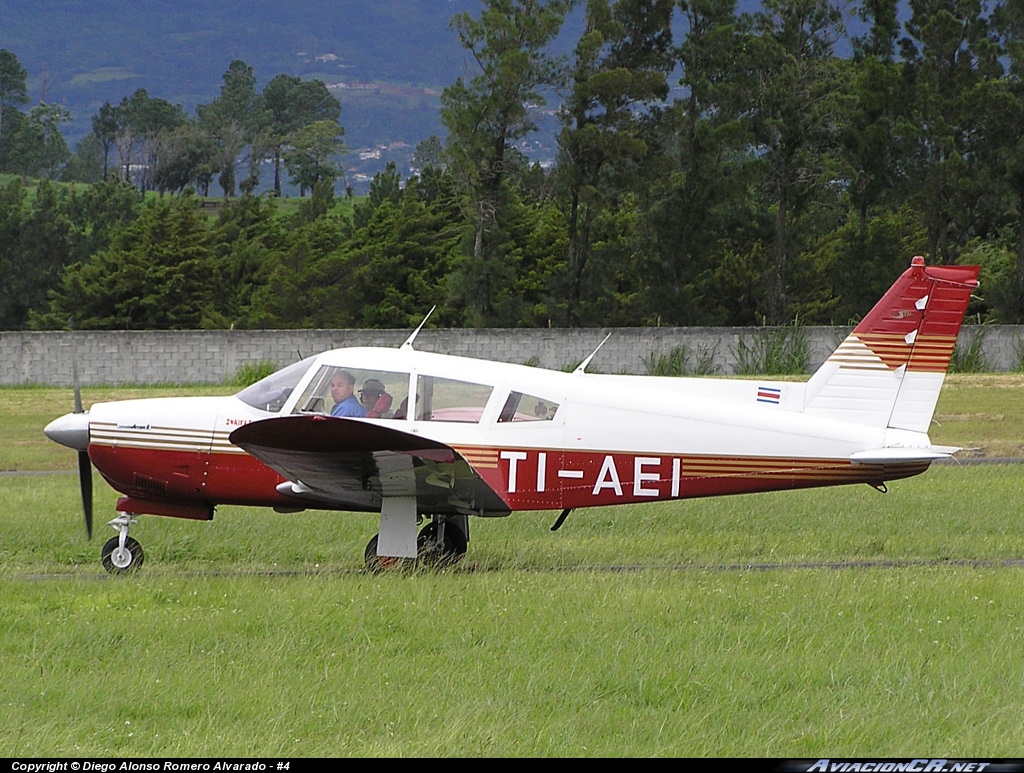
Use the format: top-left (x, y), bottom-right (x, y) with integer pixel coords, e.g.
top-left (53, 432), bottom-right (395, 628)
top-left (2, 325), bottom-right (1021, 386)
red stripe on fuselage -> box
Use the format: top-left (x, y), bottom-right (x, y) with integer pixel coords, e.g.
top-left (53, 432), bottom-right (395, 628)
top-left (461, 447), bottom-right (928, 510)
top-left (89, 442), bottom-right (930, 519)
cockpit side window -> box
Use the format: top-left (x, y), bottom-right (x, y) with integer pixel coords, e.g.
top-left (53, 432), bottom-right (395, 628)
top-left (498, 391), bottom-right (559, 422)
top-left (236, 357), bottom-right (315, 413)
top-left (415, 375), bottom-right (493, 423)
top-left (292, 365), bottom-right (410, 420)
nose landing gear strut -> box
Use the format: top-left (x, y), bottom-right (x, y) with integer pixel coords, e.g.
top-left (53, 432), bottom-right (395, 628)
top-left (100, 513), bottom-right (145, 573)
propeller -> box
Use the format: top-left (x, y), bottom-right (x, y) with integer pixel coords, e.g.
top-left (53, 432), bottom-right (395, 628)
top-left (72, 358), bottom-right (93, 540)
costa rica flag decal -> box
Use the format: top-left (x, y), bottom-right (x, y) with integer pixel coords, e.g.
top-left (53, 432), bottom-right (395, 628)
top-left (757, 386), bottom-right (781, 405)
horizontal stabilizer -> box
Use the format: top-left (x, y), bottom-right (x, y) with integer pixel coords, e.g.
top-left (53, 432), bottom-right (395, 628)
top-left (850, 447), bottom-right (958, 465)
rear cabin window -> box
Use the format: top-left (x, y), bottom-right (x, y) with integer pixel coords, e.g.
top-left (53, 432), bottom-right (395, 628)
top-left (498, 391), bottom-right (559, 422)
top-left (415, 375), bottom-right (493, 423)
top-left (292, 365), bottom-right (410, 419)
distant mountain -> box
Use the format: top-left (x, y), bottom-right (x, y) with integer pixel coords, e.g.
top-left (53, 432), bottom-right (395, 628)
top-left (0, 1), bottom-right (861, 191)
top-left (0, 1), bottom-right (484, 139)
top-left (0, 1), bottom-right (497, 188)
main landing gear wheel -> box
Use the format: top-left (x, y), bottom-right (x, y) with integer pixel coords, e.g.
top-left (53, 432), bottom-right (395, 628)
top-left (416, 521), bottom-right (467, 568)
top-left (364, 534), bottom-right (414, 573)
top-left (363, 521), bottom-right (468, 572)
top-left (101, 536), bottom-right (144, 574)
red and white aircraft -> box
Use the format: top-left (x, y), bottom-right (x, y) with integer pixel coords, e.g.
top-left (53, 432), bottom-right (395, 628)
top-left (45, 257), bottom-right (979, 572)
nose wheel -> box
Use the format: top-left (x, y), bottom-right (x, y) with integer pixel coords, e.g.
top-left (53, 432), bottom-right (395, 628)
top-left (100, 513), bottom-right (144, 573)
top-left (101, 536), bottom-right (144, 573)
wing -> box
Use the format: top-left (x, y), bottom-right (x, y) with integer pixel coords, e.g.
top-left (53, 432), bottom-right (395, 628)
top-left (229, 415), bottom-right (511, 516)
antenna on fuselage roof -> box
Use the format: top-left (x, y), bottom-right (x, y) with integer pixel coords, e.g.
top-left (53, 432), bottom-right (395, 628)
top-left (401, 307), bottom-right (437, 350)
top-left (573, 333), bottom-right (612, 375)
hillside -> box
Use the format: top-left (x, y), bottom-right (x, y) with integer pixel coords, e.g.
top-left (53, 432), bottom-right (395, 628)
top-left (0, 2), bottom-right (837, 190)
top-left (0, 1), bottom-right (483, 167)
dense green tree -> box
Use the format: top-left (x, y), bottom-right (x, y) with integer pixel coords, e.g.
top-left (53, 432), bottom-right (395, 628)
top-left (204, 195), bottom-right (288, 328)
top-left (64, 179), bottom-right (144, 267)
top-left (0, 102), bottom-right (72, 180)
top-left (636, 0), bottom-right (761, 325)
top-left (91, 101), bottom-right (119, 181)
top-left (983, 0), bottom-right (1024, 320)
top-left (0, 180), bottom-right (27, 328)
top-left (197, 61), bottom-right (262, 197)
top-left (39, 195), bottom-right (213, 329)
top-left (817, 0), bottom-right (911, 315)
top-left (499, 186), bottom-right (569, 325)
top-left (898, 0), bottom-right (1004, 264)
top-left (0, 180), bottom-right (82, 329)
top-left (441, 0), bottom-right (572, 325)
top-left (325, 174), bottom-right (464, 327)
top-left (246, 166), bottom-right (466, 329)
top-left (354, 160), bottom-right (402, 229)
top-left (557, 0), bottom-right (675, 325)
top-left (13, 181), bottom-right (73, 322)
top-left (843, 0), bottom-right (903, 240)
top-left (809, 205), bottom-right (928, 323)
top-left (247, 210), bottom-right (350, 328)
top-left (0, 49), bottom-right (28, 159)
top-left (110, 89), bottom-right (189, 190)
top-left (748, 0), bottom-right (848, 323)
top-left (62, 134), bottom-right (105, 184)
top-left (259, 75), bottom-right (342, 196)
top-left (282, 119), bottom-right (346, 195)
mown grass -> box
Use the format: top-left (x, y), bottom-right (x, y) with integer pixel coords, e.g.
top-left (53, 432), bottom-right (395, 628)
top-left (931, 373), bottom-right (1024, 457)
top-left (4, 565), bottom-right (1023, 756)
top-left (3, 466), bottom-right (1024, 755)
top-left (4, 379), bottom-right (1024, 755)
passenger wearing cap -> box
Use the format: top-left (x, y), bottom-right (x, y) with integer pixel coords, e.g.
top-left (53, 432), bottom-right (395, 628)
top-left (359, 378), bottom-right (393, 418)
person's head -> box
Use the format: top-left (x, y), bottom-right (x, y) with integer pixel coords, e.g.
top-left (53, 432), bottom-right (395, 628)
top-left (359, 378), bottom-right (385, 408)
top-left (330, 371), bottom-right (356, 404)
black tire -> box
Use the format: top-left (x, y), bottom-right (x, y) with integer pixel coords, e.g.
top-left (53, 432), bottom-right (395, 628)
top-left (417, 520), bottom-right (468, 568)
top-left (364, 534), bottom-right (414, 573)
top-left (101, 536), bottom-right (144, 574)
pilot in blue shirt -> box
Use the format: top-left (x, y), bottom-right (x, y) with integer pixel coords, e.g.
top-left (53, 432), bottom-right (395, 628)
top-left (330, 371), bottom-right (368, 418)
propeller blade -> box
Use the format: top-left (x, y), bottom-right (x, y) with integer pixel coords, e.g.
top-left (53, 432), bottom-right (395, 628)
top-left (72, 357), bottom-right (83, 414)
top-left (78, 450), bottom-right (93, 539)
top-left (67, 336), bottom-right (92, 539)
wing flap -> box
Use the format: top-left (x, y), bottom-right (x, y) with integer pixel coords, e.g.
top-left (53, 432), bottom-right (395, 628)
top-left (230, 415), bottom-right (510, 516)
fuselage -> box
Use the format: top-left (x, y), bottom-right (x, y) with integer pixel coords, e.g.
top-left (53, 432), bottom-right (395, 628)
top-left (66, 346), bottom-right (935, 520)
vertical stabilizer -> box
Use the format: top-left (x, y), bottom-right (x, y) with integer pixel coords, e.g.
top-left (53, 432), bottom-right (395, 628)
top-left (803, 257), bottom-right (979, 432)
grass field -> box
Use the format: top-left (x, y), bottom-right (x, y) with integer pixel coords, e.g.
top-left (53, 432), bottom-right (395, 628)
top-left (3, 378), bottom-right (1024, 756)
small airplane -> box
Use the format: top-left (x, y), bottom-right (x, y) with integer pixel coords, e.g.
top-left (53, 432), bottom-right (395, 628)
top-left (44, 257), bottom-right (979, 573)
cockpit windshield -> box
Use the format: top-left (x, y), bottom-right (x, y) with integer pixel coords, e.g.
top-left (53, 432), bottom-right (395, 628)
top-left (236, 357), bottom-right (315, 413)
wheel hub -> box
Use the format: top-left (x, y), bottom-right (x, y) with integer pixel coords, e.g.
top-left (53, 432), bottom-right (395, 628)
top-left (110, 546), bottom-right (133, 569)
